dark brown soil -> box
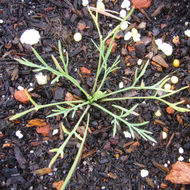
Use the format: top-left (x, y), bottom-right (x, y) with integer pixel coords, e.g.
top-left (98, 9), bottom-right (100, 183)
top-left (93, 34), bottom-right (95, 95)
top-left (0, 0), bottom-right (190, 190)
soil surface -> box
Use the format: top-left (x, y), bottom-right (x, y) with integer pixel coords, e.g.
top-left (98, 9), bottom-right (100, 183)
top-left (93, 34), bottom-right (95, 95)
top-left (0, 0), bottom-right (190, 190)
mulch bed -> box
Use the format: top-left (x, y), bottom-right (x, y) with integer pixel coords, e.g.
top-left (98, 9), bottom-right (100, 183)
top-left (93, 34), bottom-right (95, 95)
top-left (0, 0), bottom-right (190, 189)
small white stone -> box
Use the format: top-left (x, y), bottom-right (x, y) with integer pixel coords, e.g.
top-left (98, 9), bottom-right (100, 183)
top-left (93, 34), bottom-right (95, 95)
top-left (82, 0), bottom-right (89, 6)
top-left (28, 88), bottom-right (34, 92)
top-left (97, 0), bottom-right (105, 10)
top-left (124, 31), bottom-right (132, 41)
top-left (120, 9), bottom-right (127, 19)
top-left (185, 22), bottom-right (188, 26)
top-left (184, 29), bottom-right (190, 37)
top-left (121, 0), bottom-right (131, 9)
top-left (73, 32), bottom-right (82, 42)
top-left (29, 82), bottom-right (33, 86)
top-left (164, 163), bottom-right (168, 167)
top-left (83, 161), bottom-right (87, 165)
top-left (140, 169), bottom-right (149, 177)
top-left (30, 150), bottom-right (34, 153)
top-left (179, 147), bottom-right (184, 154)
top-left (187, 104), bottom-right (190, 109)
top-left (178, 155), bottom-right (184, 161)
top-left (155, 110), bottom-right (162, 117)
top-left (160, 42), bottom-right (173, 56)
top-left (123, 131), bottom-right (132, 138)
top-left (20, 29), bottom-right (40, 45)
top-left (171, 76), bottom-right (179, 84)
top-left (119, 81), bottom-right (124, 89)
top-left (167, 160), bottom-right (171, 164)
top-left (155, 39), bottom-right (163, 50)
top-left (17, 85), bottom-right (24, 91)
top-left (35, 72), bottom-right (48, 85)
top-left (15, 130), bottom-right (23, 139)
top-left (164, 83), bottom-right (171, 91)
top-left (52, 129), bottom-right (59, 136)
top-left (132, 28), bottom-right (141, 42)
top-left (120, 21), bottom-right (128, 30)
top-left (0, 19), bottom-right (3, 24)
top-left (137, 59), bottom-right (143, 66)
top-left (162, 131), bottom-right (167, 140)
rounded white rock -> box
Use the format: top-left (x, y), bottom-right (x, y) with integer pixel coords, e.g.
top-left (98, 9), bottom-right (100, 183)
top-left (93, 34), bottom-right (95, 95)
top-left (178, 147), bottom-right (184, 154)
top-left (120, 9), bottom-right (127, 19)
top-left (140, 169), bottom-right (149, 177)
top-left (74, 32), bottom-right (82, 42)
top-left (120, 21), bottom-right (128, 30)
top-left (82, 0), bottom-right (89, 6)
top-left (20, 29), bottom-right (41, 45)
top-left (184, 29), bottom-right (190, 37)
top-left (171, 76), bottom-right (179, 84)
top-left (123, 131), bottom-right (132, 138)
top-left (16, 130), bottom-right (23, 139)
top-left (124, 31), bottom-right (132, 41)
top-left (35, 72), bottom-right (48, 85)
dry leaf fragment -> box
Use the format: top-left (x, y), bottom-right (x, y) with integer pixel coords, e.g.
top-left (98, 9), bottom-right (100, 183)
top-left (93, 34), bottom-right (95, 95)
top-left (152, 54), bottom-right (169, 68)
top-left (52, 180), bottom-right (64, 190)
top-left (26, 118), bottom-right (47, 127)
top-left (14, 89), bottom-right (31, 103)
top-left (65, 92), bottom-right (74, 101)
top-left (32, 168), bottom-right (53, 176)
top-left (36, 125), bottom-right (50, 136)
top-left (106, 38), bottom-right (117, 53)
top-left (165, 161), bottom-right (190, 184)
top-left (131, 0), bottom-right (152, 9)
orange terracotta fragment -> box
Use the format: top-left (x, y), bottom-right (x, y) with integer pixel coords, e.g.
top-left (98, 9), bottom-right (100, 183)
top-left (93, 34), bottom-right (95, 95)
top-left (36, 125), bottom-right (50, 136)
top-left (27, 118), bottom-right (47, 127)
top-left (81, 66), bottom-right (91, 74)
top-left (52, 180), bottom-right (64, 190)
top-left (131, 0), bottom-right (152, 9)
top-left (166, 106), bottom-right (175, 114)
top-left (165, 161), bottom-right (190, 184)
top-left (14, 89), bottom-right (31, 103)
top-left (172, 35), bottom-right (180, 45)
top-left (65, 92), bottom-right (74, 101)
top-left (106, 38), bottom-right (117, 53)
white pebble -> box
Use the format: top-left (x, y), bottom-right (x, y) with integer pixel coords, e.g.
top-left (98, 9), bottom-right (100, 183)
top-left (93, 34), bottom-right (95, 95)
top-left (137, 59), bottom-right (143, 66)
top-left (119, 81), bottom-right (124, 89)
top-left (178, 155), bottom-right (184, 161)
top-left (73, 32), bottom-right (82, 42)
top-left (155, 39), bottom-right (173, 56)
top-left (120, 9), bottom-right (127, 19)
top-left (121, 0), bottom-right (131, 10)
top-left (97, 0), bottom-right (105, 10)
top-left (124, 31), bottom-right (132, 41)
top-left (155, 110), bottom-right (162, 117)
top-left (140, 169), bottom-right (149, 177)
top-left (35, 72), bottom-right (48, 85)
top-left (187, 104), bottom-right (190, 109)
top-left (179, 147), bottom-right (184, 154)
top-left (120, 21), bottom-right (128, 30)
top-left (28, 88), bottom-right (34, 92)
top-left (123, 131), bottom-right (132, 138)
top-left (162, 131), bottom-right (167, 140)
top-left (164, 83), bottom-right (171, 91)
top-left (171, 76), bottom-right (179, 84)
top-left (160, 42), bottom-right (173, 56)
top-left (30, 150), bottom-right (34, 153)
top-left (82, 0), bottom-right (89, 6)
top-left (164, 163), bottom-right (168, 167)
top-left (184, 29), bottom-right (190, 37)
top-left (0, 19), bottom-right (3, 24)
top-left (17, 85), bottom-right (24, 91)
top-left (20, 29), bottom-right (40, 45)
top-left (15, 130), bottom-right (23, 139)
top-left (167, 160), bottom-right (171, 164)
top-left (132, 28), bottom-right (141, 42)
top-left (52, 129), bottom-right (59, 136)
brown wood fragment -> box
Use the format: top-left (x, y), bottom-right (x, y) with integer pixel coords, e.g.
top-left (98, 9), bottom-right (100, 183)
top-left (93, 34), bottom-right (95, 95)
top-left (153, 161), bottom-right (169, 173)
top-left (146, 177), bottom-right (155, 188)
top-left (152, 54), bottom-right (169, 68)
top-left (151, 4), bottom-right (164, 17)
top-left (166, 133), bottom-right (175, 149)
top-left (82, 148), bottom-right (97, 159)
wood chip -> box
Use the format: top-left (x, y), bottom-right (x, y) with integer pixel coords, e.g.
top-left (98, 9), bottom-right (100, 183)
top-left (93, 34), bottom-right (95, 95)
top-left (153, 161), bottom-right (169, 173)
top-left (32, 168), bottom-right (53, 176)
top-left (52, 180), bottom-right (64, 190)
top-left (27, 118), bottom-right (47, 127)
top-left (152, 54), bottom-right (169, 68)
top-left (146, 177), bottom-right (155, 188)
